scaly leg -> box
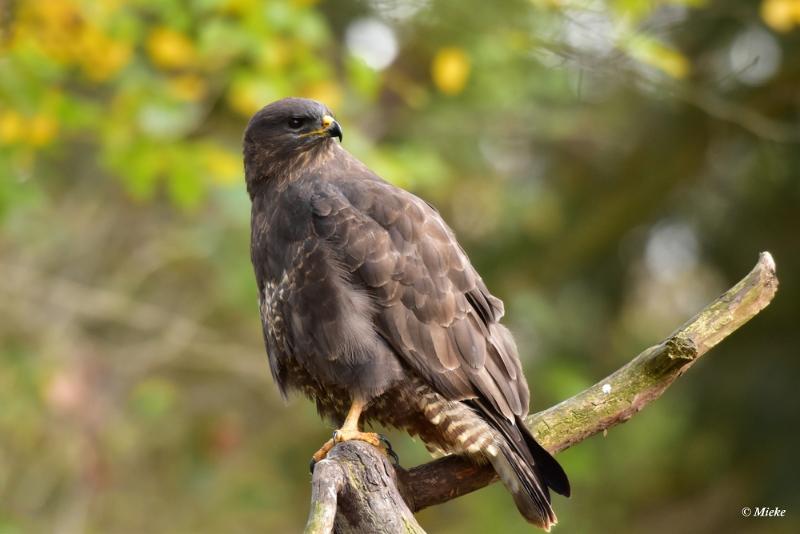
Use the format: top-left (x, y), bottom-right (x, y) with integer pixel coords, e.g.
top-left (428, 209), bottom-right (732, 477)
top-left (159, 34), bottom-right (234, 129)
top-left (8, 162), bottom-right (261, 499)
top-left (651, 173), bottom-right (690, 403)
top-left (310, 398), bottom-right (397, 469)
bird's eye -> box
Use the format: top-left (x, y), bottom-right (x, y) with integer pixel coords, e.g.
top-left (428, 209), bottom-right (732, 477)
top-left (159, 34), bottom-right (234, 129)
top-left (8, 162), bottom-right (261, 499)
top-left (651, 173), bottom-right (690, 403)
top-left (288, 117), bottom-right (305, 129)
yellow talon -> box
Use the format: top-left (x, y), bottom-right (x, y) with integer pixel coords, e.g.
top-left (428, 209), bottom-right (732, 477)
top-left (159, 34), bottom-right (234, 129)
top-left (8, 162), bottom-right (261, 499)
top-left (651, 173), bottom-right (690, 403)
top-left (310, 398), bottom-right (397, 466)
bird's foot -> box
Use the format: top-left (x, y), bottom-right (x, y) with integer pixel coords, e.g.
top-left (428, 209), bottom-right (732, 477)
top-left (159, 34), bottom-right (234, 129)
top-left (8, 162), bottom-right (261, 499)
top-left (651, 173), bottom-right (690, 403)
top-left (309, 431), bottom-right (399, 473)
top-left (332, 430), bottom-right (399, 464)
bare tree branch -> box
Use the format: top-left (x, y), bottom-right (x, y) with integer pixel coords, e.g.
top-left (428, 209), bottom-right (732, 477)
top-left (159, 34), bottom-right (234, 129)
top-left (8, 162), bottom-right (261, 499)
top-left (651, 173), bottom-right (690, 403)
top-left (305, 441), bottom-right (425, 534)
top-left (307, 252), bottom-right (778, 531)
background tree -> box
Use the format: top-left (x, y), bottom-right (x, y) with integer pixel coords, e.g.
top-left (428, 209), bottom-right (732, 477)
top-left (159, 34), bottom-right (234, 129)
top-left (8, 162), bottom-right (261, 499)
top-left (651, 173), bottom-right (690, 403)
top-left (0, 1), bottom-right (797, 532)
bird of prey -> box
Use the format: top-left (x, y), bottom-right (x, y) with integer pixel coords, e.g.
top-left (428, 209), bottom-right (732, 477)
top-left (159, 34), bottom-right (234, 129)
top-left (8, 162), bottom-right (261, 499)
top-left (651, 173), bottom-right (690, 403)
top-left (244, 98), bottom-right (570, 529)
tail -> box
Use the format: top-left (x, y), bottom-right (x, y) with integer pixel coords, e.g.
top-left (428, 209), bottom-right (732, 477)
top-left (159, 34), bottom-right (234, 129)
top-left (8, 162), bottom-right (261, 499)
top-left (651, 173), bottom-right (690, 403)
top-left (476, 404), bottom-right (570, 530)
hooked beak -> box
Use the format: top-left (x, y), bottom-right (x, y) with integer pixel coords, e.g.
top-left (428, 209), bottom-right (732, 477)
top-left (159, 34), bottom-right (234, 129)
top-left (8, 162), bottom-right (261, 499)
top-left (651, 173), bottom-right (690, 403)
top-left (321, 114), bottom-right (343, 142)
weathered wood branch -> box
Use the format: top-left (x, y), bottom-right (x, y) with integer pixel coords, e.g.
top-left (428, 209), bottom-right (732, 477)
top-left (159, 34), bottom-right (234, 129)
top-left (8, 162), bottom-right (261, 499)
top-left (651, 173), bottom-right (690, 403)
top-left (305, 441), bottom-right (425, 534)
top-left (305, 252), bottom-right (778, 534)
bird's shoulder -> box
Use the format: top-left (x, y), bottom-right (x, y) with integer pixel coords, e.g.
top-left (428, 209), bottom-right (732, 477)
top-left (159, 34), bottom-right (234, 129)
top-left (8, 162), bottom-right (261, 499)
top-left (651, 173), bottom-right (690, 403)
top-left (309, 172), bottom-right (503, 315)
top-left (305, 166), bottom-right (530, 418)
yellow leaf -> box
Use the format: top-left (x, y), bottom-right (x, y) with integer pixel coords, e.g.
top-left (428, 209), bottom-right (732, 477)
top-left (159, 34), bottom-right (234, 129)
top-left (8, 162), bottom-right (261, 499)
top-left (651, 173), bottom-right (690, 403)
top-left (257, 39), bottom-right (292, 69)
top-left (629, 39), bottom-right (690, 79)
top-left (431, 47), bottom-right (471, 96)
top-left (31, 0), bottom-right (81, 29)
top-left (168, 74), bottom-right (208, 102)
top-left (147, 27), bottom-right (197, 69)
top-left (654, 49), bottom-right (689, 79)
top-left (0, 112), bottom-right (23, 144)
top-left (761, 0), bottom-right (800, 32)
top-left (79, 29), bottom-right (132, 81)
top-left (227, 78), bottom-right (278, 117)
top-left (205, 146), bottom-right (242, 185)
top-left (300, 81), bottom-right (343, 109)
top-left (27, 115), bottom-right (58, 146)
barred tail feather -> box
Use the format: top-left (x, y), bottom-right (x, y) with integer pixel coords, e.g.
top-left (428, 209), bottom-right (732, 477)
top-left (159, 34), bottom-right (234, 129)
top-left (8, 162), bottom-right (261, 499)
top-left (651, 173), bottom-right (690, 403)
top-left (486, 443), bottom-right (558, 530)
top-left (516, 415), bottom-right (570, 498)
top-left (471, 402), bottom-right (571, 530)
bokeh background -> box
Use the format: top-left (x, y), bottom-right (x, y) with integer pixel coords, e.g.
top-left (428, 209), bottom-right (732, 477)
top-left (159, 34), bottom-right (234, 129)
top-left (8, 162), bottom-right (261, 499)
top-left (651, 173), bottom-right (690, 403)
top-left (1, 0), bottom-right (798, 532)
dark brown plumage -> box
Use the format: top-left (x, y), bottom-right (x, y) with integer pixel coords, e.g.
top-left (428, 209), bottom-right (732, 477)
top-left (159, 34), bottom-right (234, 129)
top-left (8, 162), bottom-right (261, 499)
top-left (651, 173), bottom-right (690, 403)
top-left (244, 97), bottom-right (569, 529)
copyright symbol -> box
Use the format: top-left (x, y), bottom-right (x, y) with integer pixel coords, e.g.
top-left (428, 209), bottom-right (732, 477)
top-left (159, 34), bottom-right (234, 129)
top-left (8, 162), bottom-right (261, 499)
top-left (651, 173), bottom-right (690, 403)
top-left (742, 507), bottom-right (752, 517)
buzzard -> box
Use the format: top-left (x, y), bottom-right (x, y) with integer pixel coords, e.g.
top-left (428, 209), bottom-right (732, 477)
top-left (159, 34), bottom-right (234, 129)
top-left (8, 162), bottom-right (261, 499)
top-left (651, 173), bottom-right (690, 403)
top-left (244, 98), bottom-right (570, 529)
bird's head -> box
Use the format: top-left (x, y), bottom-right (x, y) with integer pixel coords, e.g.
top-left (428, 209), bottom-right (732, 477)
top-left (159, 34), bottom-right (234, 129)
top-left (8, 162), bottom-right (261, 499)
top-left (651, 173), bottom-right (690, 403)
top-left (243, 98), bottom-right (343, 192)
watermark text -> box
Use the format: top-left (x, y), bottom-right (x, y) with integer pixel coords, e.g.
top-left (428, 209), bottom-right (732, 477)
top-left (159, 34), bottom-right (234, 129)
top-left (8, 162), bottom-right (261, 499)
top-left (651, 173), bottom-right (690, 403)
top-left (741, 506), bottom-right (787, 518)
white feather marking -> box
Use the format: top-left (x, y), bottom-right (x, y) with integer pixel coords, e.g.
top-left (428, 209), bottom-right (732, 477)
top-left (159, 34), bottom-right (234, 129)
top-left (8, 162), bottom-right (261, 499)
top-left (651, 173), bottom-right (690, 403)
top-left (456, 426), bottom-right (483, 444)
top-left (445, 420), bottom-right (469, 435)
top-left (467, 441), bottom-right (485, 453)
top-left (423, 401), bottom-right (443, 414)
top-left (440, 405), bottom-right (464, 419)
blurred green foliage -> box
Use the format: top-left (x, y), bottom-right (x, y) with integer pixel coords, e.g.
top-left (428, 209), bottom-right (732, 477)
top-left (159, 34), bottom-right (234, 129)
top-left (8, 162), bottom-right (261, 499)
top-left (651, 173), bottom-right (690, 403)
top-left (1, 0), bottom-right (798, 533)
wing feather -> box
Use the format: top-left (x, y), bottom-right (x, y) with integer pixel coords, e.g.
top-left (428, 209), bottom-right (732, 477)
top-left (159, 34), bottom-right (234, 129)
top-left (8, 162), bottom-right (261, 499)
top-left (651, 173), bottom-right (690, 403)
top-left (311, 178), bottom-right (529, 420)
